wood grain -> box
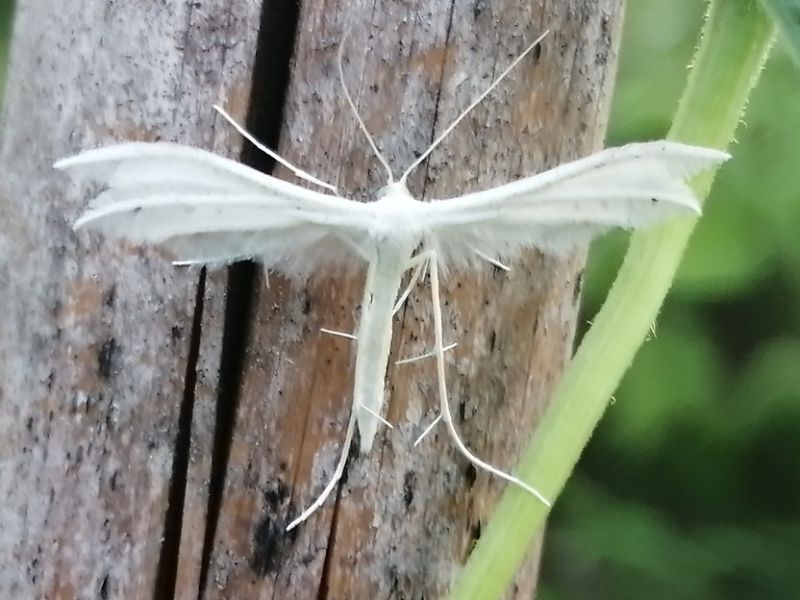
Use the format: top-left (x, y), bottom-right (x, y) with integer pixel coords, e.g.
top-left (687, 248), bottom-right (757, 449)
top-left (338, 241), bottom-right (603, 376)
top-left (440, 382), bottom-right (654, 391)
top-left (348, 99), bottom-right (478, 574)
top-left (202, 1), bottom-right (622, 599)
top-left (0, 1), bottom-right (261, 597)
top-left (0, 0), bottom-right (623, 598)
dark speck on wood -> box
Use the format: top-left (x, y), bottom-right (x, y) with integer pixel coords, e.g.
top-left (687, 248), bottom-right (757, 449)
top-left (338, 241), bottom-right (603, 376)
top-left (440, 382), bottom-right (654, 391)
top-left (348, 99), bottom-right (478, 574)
top-left (403, 471), bottom-right (417, 508)
top-left (250, 515), bottom-right (296, 577)
top-left (97, 338), bottom-right (118, 380)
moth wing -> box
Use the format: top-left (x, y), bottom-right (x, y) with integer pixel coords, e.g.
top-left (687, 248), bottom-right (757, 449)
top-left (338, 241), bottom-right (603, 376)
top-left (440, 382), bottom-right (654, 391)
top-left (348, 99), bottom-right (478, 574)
top-left (421, 141), bottom-right (730, 266)
top-left (56, 142), bottom-right (375, 275)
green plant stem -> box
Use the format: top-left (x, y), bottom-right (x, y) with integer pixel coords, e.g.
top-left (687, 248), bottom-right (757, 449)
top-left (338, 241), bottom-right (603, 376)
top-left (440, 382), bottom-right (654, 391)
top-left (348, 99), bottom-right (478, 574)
top-left (447, 1), bottom-right (774, 598)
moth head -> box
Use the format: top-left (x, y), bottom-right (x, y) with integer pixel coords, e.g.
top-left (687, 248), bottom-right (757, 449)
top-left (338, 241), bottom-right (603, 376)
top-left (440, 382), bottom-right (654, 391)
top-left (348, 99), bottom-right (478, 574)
top-left (376, 180), bottom-right (414, 202)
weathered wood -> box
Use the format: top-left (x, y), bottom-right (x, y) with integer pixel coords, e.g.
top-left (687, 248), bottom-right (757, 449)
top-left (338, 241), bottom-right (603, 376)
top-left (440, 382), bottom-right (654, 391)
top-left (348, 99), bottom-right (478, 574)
top-left (202, 2), bottom-right (623, 599)
top-left (0, 1), bottom-right (262, 597)
top-left (0, 0), bottom-right (623, 598)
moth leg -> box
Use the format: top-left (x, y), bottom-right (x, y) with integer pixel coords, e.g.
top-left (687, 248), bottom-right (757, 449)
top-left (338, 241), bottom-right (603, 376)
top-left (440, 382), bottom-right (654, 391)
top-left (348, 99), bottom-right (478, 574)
top-left (405, 250), bottom-right (431, 270)
top-left (358, 404), bottom-right (394, 429)
top-left (474, 249), bottom-right (511, 272)
top-left (427, 251), bottom-right (552, 507)
top-left (395, 342), bottom-right (457, 365)
top-left (393, 257), bottom-right (428, 315)
top-left (337, 236), bottom-right (373, 263)
top-left (413, 414), bottom-right (443, 446)
top-left (286, 403), bottom-right (357, 531)
top-left (320, 327), bottom-right (357, 340)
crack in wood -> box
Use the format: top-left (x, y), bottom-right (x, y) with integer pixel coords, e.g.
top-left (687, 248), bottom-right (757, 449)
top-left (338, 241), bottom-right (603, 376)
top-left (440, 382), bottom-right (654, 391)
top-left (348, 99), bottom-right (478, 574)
top-left (195, 0), bottom-right (303, 595)
top-left (198, 262), bottom-right (258, 598)
top-left (154, 268), bottom-right (207, 599)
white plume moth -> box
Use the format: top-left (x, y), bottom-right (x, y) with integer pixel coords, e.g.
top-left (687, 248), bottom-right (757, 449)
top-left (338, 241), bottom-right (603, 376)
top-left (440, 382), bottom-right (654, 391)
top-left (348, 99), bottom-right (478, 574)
top-left (55, 30), bottom-right (729, 530)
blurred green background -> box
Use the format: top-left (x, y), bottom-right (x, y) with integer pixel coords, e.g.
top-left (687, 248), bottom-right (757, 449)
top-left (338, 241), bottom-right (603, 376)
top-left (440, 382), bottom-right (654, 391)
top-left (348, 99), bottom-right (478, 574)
top-left (540, 2), bottom-right (800, 599)
top-left (1, 1), bottom-right (797, 598)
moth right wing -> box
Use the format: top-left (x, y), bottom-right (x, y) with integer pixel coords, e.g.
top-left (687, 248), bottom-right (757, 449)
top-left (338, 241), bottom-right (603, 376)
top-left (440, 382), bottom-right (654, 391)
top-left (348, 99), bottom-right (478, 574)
top-left (56, 142), bottom-right (376, 274)
top-left (420, 141), bottom-right (730, 267)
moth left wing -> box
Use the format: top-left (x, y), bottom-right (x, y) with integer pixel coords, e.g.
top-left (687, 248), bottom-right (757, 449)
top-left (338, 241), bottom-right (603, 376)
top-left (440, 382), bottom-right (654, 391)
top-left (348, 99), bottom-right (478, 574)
top-left (56, 142), bottom-right (375, 274)
top-left (420, 141), bottom-right (730, 266)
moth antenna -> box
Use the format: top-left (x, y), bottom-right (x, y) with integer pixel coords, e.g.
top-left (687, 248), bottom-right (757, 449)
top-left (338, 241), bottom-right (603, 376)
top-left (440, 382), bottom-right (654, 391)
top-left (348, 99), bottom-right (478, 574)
top-left (213, 104), bottom-right (339, 194)
top-left (399, 29), bottom-right (550, 185)
top-left (286, 406), bottom-right (357, 531)
top-left (338, 31), bottom-right (395, 183)
top-left (427, 252), bottom-right (551, 507)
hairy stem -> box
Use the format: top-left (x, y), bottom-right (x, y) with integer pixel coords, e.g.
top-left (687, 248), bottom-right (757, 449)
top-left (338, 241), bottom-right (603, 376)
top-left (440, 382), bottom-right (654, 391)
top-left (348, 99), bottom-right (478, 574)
top-left (447, 1), bottom-right (775, 598)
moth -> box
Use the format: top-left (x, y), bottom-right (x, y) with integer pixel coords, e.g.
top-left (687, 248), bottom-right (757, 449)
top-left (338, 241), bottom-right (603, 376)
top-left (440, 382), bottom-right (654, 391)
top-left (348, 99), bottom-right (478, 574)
top-left (56, 31), bottom-right (729, 530)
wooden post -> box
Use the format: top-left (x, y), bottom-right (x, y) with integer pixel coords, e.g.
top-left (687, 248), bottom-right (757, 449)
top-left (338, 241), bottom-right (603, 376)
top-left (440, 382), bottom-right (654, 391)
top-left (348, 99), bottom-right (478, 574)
top-left (0, 0), bottom-right (623, 598)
